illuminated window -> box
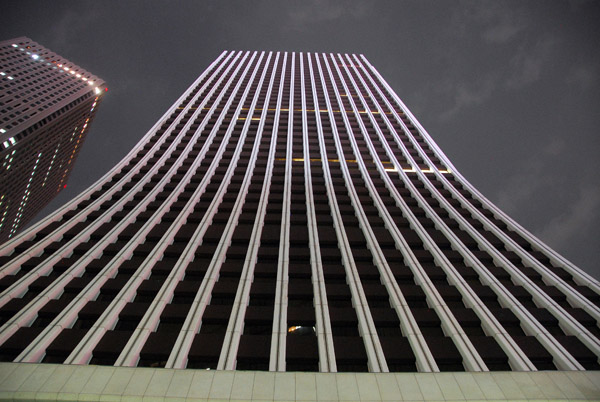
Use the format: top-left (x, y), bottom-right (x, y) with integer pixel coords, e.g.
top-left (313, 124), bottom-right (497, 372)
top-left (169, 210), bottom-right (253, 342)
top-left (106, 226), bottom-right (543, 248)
top-left (288, 325), bottom-right (315, 335)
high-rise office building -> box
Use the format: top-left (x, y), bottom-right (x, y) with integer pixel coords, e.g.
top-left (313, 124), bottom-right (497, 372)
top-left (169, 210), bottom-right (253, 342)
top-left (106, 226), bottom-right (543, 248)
top-left (0, 51), bottom-right (598, 401)
top-left (0, 37), bottom-right (106, 242)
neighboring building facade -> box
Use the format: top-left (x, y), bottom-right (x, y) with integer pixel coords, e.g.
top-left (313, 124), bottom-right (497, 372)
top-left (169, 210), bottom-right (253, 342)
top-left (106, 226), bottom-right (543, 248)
top-left (0, 37), bottom-right (106, 242)
top-left (0, 51), bottom-right (598, 400)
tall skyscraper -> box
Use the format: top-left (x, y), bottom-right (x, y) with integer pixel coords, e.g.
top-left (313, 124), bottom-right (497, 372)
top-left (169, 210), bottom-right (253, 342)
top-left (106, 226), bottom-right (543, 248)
top-left (0, 37), bottom-right (106, 242)
top-left (0, 51), bottom-right (598, 400)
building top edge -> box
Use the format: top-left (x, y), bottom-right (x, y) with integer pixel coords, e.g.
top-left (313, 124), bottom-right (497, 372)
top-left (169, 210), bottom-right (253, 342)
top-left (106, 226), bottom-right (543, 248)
top-left (0, 36), bottom-right (106, 141)
top-left (0, 36), bottom-right (105, 86)
top-left (0, 36), bottom-right (31, 46)
top-left (223, 49), bottom-right (365, 58)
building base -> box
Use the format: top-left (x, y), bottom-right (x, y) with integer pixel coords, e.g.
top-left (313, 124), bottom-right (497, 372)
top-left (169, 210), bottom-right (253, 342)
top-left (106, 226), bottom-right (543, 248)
top-left (0, 363), bottom-right (599, 401)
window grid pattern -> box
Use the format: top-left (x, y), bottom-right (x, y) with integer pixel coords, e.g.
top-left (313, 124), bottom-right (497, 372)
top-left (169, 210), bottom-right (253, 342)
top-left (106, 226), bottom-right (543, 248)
top-left (0, 37), bottom-right (105, 241)
top-left (0, 51), bottom-right (598, 373)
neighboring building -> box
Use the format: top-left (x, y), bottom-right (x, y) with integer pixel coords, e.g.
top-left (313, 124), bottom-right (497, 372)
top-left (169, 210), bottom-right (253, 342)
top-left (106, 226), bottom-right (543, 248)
top-left (0, 51), bottom-right (598, 401)
top-left (0, 37), bottom-right (106, 242)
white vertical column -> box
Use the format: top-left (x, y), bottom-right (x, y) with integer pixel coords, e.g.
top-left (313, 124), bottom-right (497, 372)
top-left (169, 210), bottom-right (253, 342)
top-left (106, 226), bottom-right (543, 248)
top-left (166, 52), bottom-right (271, 369)
top-left (353, 54), bottom-right (600, 364)
top-left (330, 55), bottom-right (488, 372)
top-left (112, 51), bottom-right (266, 367)
top-left (158, 52), bottom-right (274, 368)
top-left (299, 53), bottom-right (337, 372)
top-left (367, 78), bottom-right (600, 321)
top-left (59, 52), bottom-right (252, 365)
top-left (270, 52), bottom-right (293, 372)
top-left (358, 55), bottom-right (600, 295)
top-left (339, 54), bottom-right (542, 371)
top-left (306, 53), bottom-right (387, 372)
top-left (348, 54), bottom-right (588, 370)
top-left (314, 54), bottom-right (438, 373)
top-left (15, 52), bottom-right (249, 364)
top-left (137, 53), bottom-right (270, 368)
top-left (217, 53), bottom-right (284, 370)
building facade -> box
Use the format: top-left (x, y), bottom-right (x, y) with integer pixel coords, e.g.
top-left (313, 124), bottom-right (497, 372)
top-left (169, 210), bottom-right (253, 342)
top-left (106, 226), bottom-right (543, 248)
top-left (0, 37), bottom-right (106, 241)
top-left (0, 50), bottom-right (598, 400)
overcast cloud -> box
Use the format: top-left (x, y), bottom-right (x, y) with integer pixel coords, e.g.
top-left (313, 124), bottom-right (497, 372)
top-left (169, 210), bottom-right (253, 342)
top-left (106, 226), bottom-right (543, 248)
top-left (2, 0), bottom-right (599, 279)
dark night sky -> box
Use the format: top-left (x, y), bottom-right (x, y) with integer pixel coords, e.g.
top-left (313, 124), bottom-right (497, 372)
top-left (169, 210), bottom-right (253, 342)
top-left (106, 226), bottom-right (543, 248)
top-left (2, 0), bottom-right (599, 279)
